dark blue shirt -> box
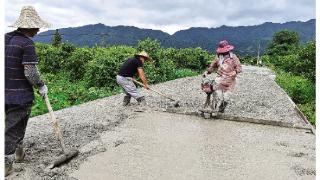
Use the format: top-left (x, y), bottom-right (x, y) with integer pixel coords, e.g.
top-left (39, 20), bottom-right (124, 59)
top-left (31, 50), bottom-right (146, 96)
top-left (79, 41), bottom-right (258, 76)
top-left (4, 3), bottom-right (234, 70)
top-left (5, 31), bottom-right (38, 105)
top-left (118, 57), bottom-right (143, 77)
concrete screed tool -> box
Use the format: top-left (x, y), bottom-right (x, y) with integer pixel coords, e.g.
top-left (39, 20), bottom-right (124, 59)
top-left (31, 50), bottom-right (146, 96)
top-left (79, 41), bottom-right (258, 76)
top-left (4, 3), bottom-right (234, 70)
top-left (44, 94), bottom-right (79, 169)
top-left (132, 79), bottom-right (180, 107)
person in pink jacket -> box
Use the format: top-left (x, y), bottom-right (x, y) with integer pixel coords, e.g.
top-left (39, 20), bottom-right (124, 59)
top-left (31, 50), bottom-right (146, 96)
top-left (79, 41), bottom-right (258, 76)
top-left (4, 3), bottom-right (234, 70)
top-left (203, 40), bottom-right (242, 113)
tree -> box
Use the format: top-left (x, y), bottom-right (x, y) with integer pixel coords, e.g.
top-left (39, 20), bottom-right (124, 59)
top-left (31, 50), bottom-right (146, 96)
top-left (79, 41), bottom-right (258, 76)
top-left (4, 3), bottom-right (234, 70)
top-left (266, 30), bottom-right (299, 56)
top-left (52, 29), bottom-right (62, 47)
top-left (297, 40), bottom-right (316, 82)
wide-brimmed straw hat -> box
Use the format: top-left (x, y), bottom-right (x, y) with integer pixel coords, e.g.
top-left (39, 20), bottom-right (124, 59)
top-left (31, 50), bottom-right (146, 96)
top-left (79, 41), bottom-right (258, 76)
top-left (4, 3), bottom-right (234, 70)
top-left (216, 40), bottom-right (234, 54)
top-left (135, 51), bottom-right (151, 60)
top-left (9, 6), bottom-right (51, 28)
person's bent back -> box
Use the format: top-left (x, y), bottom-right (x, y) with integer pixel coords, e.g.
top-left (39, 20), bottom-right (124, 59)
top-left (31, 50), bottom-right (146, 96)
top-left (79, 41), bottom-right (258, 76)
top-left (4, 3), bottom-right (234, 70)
top-left (116, 51), bottom-right (151, 106)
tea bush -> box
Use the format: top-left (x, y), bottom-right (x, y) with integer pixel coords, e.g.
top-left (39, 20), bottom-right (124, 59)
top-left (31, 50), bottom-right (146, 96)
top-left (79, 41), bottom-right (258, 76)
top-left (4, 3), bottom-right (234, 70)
top-left (84, 46), bottom-right (137, 88)
top-left (65, 47), bottom-right (93, 81)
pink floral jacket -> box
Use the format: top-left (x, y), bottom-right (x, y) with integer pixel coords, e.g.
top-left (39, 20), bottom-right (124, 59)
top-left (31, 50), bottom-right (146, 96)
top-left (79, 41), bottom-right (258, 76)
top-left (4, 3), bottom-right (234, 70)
top-left (207, 53), bottom-right (242, 91)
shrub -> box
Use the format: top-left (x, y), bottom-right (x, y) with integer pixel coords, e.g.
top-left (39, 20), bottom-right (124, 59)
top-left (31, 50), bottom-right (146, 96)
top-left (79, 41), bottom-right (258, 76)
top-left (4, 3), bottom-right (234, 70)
top-left (143, 61), bottom-right (160, 84)
top-left (297, 40), bottom-right (316, 82)
top-left (36, 43), bottom-right (75, 73)
top-left (84, 46), bottom-right (137, 88)
top-left (174, 69), bottom-right (198, 78)
top-left (240, 55), bottom-right (257, 65)
top-left (298, 102), bottom-right (316, 125)
top-left (265, 54), bottom-right (300, 72)
top-left (36, 43), bottom-right (62, 73)
top-left (61, 42), bottom-right (76, 53)
top-left (174, 47), bottom-right (212, 71)
top-left (65, 47), bottom-right (93, 81)
top-left (155, 59), bottom-right (177, 82)
top-left (276, 72), bottom-right (315, 104)
top-left (137, 38), bottom-right (161, 59)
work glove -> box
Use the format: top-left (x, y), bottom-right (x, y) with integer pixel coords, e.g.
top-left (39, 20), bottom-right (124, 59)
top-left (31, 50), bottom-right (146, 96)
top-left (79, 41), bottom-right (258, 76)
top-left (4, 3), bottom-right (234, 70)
top-left (39, 85), bottom-right (48, 98)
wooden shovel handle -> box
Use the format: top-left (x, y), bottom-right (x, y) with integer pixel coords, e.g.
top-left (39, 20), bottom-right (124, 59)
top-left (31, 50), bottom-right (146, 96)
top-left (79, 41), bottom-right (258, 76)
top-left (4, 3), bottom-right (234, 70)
top-left (131, 79), bottom-right (176, 101)
top-left (44, 94), bottom-right (67, 153)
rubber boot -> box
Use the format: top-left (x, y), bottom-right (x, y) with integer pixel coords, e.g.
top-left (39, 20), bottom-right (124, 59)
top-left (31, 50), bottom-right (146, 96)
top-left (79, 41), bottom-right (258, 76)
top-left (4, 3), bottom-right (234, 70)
top-left (15, 142), bottom-right (25, 163)
top-left (122, 95), bottom-right (131, 106)
top-left (5, 154), bottom-right (14, 177)
top-left (137, 96), bottom-right (146, 105)
top-left (218, 101), bottom-right (228, 113)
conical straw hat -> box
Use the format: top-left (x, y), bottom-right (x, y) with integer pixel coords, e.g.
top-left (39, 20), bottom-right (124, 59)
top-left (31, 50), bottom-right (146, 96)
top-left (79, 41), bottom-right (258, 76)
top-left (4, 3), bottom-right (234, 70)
top-left (9, 6), bottom-right (51, 28)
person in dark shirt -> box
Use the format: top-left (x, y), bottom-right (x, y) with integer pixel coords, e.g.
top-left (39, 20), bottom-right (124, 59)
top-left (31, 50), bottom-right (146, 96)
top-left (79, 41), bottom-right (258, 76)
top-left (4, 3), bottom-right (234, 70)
top-left (5, 6), bottom-right (51, 176)
top-left (117, 51), bottom-right (151, 106)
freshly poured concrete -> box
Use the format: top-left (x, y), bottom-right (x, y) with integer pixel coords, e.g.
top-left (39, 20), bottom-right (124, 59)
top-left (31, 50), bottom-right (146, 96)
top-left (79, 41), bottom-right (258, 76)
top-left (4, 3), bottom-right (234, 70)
top-left (71, 112), bottom-right (315, 180)
top-left (7, 66), bottom-right (315, 179)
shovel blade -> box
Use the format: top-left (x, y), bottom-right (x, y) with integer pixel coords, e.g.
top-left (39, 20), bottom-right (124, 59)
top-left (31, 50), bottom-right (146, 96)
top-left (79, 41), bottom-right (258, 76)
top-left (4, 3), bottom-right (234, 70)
top-left (48, 149), bottom-right (79, 169)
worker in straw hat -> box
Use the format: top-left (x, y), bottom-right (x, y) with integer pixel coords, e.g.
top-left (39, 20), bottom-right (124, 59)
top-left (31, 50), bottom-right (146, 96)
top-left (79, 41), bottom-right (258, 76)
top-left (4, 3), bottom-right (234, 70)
top-left (5, 6), bottom-right (51, 176)
top-left (202, 40), bottom-right (242, 113)
top-left (116, 51), bottom-right (151, 106)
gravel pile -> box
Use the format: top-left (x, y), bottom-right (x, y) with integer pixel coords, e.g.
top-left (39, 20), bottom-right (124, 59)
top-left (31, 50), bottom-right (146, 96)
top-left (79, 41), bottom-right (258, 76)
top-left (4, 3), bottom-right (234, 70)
top-left (7, 65), bottom-right (310, 179)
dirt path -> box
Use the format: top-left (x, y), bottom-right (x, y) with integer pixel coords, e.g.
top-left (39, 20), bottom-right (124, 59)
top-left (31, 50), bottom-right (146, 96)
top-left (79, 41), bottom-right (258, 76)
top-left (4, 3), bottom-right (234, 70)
top-left (71, 112), bottom-right (315, 180)
top-left (5, 66), bottom-right (315, 179)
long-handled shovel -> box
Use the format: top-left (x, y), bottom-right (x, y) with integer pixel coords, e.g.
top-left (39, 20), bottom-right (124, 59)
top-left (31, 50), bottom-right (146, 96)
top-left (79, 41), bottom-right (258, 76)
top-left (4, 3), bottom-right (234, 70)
top-left (44, 94), bottom-right (79, 169)
top-left (131, 79), bottom-right (180, 107)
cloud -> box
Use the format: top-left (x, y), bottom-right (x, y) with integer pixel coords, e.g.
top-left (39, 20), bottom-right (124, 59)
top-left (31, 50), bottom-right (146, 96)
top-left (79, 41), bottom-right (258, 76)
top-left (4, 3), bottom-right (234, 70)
top-left (5, 0), bottom-right (315, 34)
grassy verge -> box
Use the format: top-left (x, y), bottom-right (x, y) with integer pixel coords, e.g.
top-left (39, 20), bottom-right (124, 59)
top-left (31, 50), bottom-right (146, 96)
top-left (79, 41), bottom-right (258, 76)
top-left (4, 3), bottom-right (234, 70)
top-left (275, 71), bottom-right (315, 125)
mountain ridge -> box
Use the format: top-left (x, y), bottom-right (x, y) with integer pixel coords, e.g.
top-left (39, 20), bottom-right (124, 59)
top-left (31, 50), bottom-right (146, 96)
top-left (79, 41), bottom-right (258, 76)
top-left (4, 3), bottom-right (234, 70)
top-left (34, 19), bottom-right (315, 55)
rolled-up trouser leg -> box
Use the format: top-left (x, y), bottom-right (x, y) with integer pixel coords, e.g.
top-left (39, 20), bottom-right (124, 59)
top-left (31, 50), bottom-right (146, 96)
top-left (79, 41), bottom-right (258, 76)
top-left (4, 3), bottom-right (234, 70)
top-left (116, 75), bottom-right (143, 100)
top-left (5, 103), bottom-right (32, 156)
top-left (223, 91), bottom-right (231, 104)
top-left (215, 90), bottom-right (224, 110)
top-left (216, 90), bottom-right (231, 112)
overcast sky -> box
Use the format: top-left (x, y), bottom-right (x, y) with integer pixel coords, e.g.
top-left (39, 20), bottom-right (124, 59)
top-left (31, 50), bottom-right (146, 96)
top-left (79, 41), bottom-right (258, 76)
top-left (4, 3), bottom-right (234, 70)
top-left (5, 0), bottom-right (315, 34)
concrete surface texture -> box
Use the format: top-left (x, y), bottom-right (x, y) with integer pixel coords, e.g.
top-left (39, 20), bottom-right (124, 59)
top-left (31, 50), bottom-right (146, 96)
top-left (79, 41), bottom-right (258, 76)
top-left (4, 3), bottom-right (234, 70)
top-left (5, 65), bottom-right (315, 179)
top-left (71, 112), bottom-right (315, 180)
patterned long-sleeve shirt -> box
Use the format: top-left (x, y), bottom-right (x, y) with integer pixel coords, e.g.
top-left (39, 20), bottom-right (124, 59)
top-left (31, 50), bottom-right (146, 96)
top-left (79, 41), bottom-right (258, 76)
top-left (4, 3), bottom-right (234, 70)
top-left (207, 53), bottom-right (242, 91)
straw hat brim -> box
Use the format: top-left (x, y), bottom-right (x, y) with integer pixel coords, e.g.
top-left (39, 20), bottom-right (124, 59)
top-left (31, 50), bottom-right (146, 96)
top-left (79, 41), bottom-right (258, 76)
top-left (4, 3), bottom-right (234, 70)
top-left (9, 20), bottom-right (51, 29)
top-left (135, 54), bottom-right (150, 60)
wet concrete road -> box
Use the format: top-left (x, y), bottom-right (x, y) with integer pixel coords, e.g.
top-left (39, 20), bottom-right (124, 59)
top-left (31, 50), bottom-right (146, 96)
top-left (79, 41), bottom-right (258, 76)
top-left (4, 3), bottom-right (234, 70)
top-left (71, 112), bottom-right (315, 180)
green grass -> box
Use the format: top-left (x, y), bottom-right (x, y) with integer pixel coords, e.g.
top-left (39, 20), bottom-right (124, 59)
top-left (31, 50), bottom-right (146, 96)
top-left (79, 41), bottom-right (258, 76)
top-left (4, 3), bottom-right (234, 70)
top-left (31, 72), bottom-right (122, 117)
top-left (298, 102), bottom-right (316, 125)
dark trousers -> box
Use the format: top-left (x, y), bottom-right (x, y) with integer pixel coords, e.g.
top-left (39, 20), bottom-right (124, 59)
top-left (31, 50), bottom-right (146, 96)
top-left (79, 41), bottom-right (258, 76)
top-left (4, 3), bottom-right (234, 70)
top-left (5, 103), bottom-right (32, 155)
